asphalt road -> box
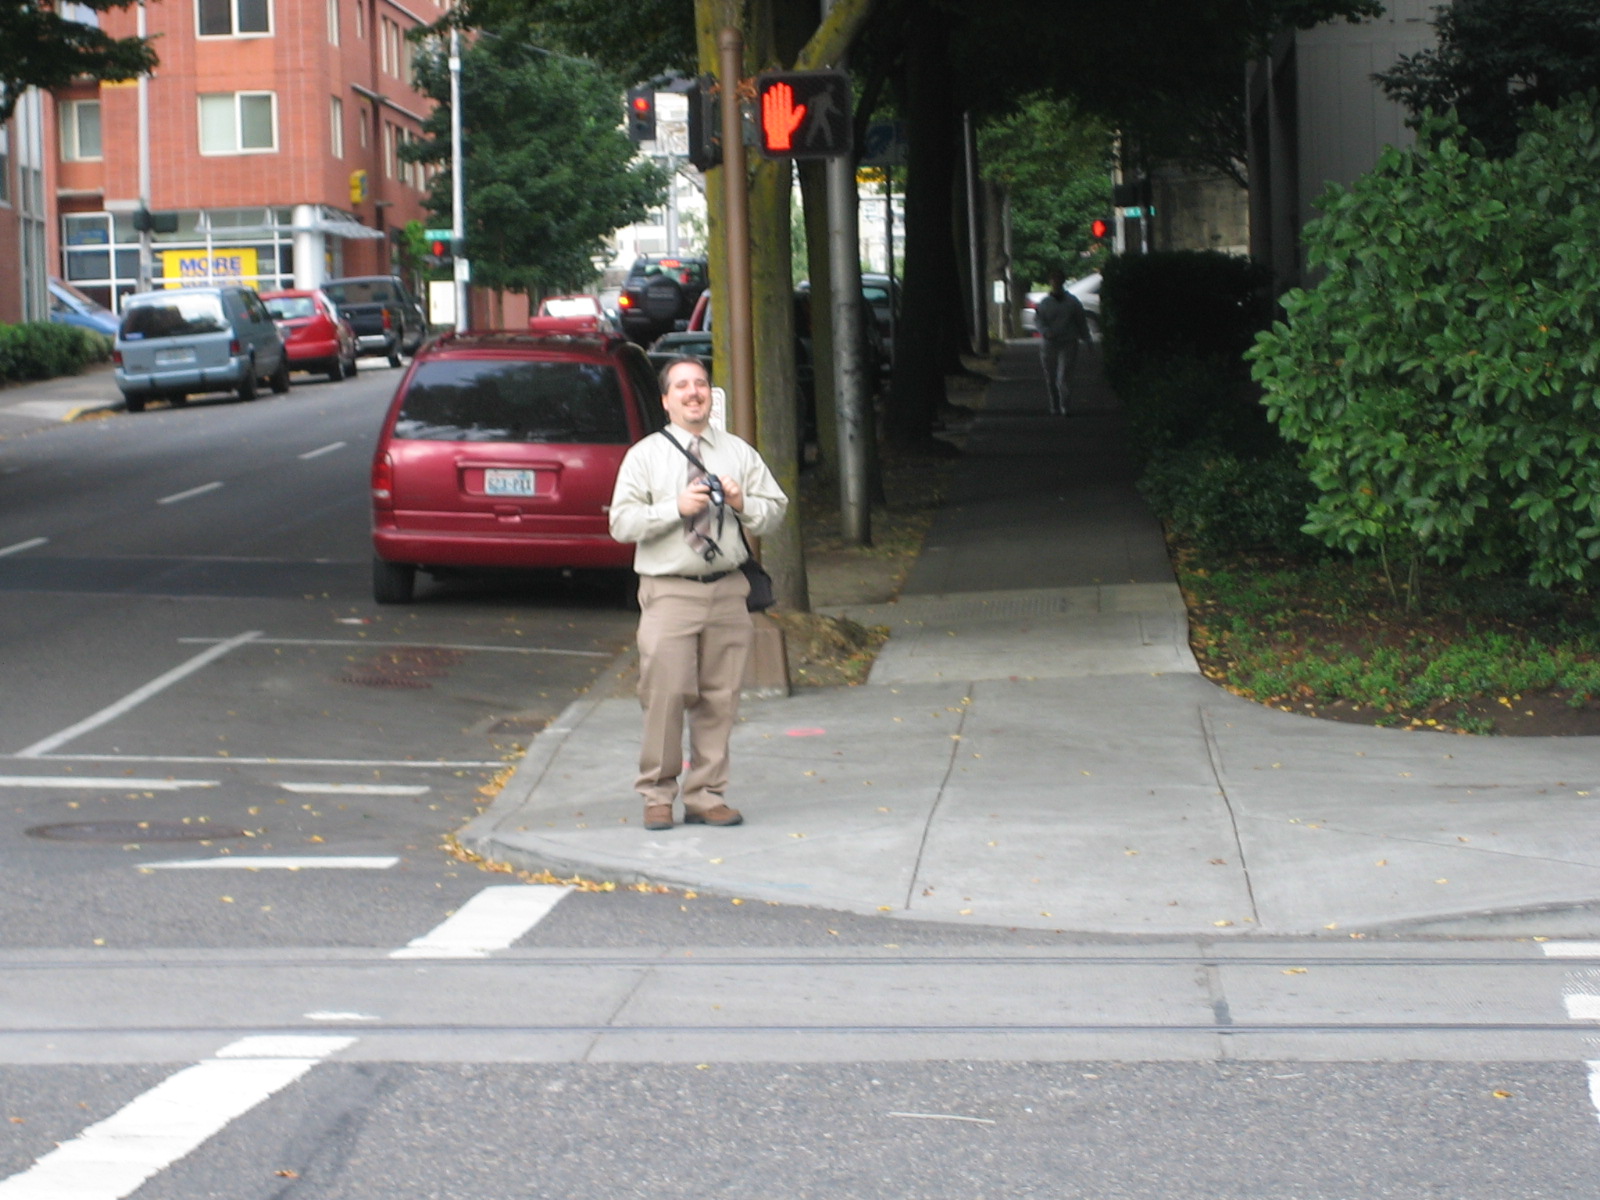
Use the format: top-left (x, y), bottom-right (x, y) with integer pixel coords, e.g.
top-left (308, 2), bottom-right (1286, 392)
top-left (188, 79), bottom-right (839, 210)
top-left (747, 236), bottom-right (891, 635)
top-left (3, 369), bottom-right (1600, 1197)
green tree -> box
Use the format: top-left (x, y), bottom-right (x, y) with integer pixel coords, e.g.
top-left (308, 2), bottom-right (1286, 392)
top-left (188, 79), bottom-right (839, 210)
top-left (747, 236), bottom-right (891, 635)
top-left (0, 0), bottom-right (157, 123)
top-left (404, 34), bottom-right (664, 295)
top-left (1375, 0), bottom-right (1600, 157)
top-left (1249, 100), bottom-right (1600, 592)
top-left (978, 94), bottom-right (1113, 287)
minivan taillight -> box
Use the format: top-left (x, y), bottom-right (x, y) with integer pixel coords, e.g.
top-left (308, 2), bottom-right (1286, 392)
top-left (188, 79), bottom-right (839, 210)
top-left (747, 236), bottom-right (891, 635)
top-left (382, 309), bottom-right (393, 331)
top-left (371, 453), bottom-right (395, 509)
top-left (111, 348), bottom-right (122, 365)
top-left (229, 338), bottom-right (241, 356)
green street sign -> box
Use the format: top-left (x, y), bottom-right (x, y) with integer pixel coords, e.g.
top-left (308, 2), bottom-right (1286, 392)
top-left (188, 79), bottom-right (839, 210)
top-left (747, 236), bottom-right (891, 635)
top-left (424, 227), bottom-right (452, 241)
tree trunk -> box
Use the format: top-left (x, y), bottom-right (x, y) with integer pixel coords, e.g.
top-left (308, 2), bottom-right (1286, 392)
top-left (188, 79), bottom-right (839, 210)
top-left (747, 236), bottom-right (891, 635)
top-left (887, 6), bottom-right (956, 447)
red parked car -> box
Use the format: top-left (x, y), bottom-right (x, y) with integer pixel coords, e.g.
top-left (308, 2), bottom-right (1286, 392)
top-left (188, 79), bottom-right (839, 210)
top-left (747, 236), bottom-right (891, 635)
top-left (369, 331), bottom-right (663, 604)
top-left (260, 289), bottom-right (360, 382)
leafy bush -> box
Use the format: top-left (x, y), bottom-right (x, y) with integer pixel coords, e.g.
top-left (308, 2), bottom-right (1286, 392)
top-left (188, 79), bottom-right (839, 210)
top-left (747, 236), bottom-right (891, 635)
top-left (1139, 443), bottom-right (1321, 556)
top-left (1250, 97), bottom-right (1600, 588)
top-left (0, 323), bottom-right (110, 383)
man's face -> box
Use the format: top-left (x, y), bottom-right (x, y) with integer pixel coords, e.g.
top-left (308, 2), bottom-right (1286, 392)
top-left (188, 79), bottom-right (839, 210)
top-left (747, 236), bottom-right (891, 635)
top-left (661, 361), bottom-right (713, 432)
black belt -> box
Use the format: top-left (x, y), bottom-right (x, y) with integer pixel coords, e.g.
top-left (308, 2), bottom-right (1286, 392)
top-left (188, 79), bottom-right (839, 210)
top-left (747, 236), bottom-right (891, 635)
top-left (680, 570), bottom-right (732, 584)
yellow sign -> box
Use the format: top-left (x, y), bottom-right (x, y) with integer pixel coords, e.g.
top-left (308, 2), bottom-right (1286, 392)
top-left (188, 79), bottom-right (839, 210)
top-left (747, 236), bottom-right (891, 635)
top-left (349, 169), bottom-right (368, 204)
top-left (158, 248), bottom-right (260, 286)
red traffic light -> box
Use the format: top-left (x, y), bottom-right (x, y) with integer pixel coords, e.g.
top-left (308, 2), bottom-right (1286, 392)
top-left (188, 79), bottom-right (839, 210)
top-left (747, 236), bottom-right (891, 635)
top-left (1090, 218), bottom-right (1111, 240)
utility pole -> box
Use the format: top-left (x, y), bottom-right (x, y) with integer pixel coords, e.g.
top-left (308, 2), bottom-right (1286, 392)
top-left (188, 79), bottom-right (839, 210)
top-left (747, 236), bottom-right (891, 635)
top-left (136, 0), bottom-right (152, 293)
top-left (449, 24), bottom-right (468, 332)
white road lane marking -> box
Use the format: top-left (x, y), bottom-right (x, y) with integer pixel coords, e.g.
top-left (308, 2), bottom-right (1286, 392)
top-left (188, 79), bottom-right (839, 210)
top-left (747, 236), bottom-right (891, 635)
top-left (179, 635), bottom-right (613, 658)
top-left (139, 856), bottom-right (399, 870)
top-left (0, 537), bottom-right (47, 559)
top-left (298, 441), bottom-right (347, 459)
top-left (1588, 1063), bottom-right (1600, 1131)
top-left (156, 481), bottom-right (224, 505)
top-left (0, 776), bottom-right (218, 790)
top-left (277, 782), bottom-right (430, 796)
top-left (15, 631), bottom-right (263, 758)
top-left (1565, 994), bottom-right (1600, 1021)
top-left (0, 1035), bottom-right (354, 1200)
top-left (390, 885), bottom-right (571, 958)
top-left (1542, 942), bottom-right (1600, 958)
top-left (305, 1011), bottom-right (380, 1022)
top-left (25, 753), bottom-right (505, 768)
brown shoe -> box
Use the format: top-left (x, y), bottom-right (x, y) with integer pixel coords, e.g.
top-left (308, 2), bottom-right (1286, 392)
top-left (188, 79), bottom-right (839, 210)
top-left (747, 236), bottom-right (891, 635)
top-left (684, 803), bottom-right (743, 827)
top-left (643, 804), bottom-right (674, 831)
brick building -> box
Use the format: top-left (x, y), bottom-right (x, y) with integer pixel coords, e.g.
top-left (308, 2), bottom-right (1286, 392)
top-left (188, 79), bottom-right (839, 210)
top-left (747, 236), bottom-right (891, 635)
top-left (3, 0), bottom-right (441, 322)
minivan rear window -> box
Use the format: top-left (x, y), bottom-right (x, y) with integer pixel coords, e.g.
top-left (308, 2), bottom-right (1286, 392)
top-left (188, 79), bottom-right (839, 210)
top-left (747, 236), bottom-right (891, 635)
top-left (393, 358), bottom-right (631, 444)
top-left (120, 294), bottom-right (228, 339)
top-left (323, 281), bottom-right (390, 304)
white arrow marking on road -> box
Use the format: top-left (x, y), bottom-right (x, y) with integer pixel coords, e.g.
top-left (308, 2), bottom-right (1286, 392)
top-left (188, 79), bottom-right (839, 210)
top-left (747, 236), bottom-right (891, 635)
top-left (139, 856), bottom-right (399, 870)
top-left (0, 776), bottom-right (219, 790)
top-left (0, 1035), bottom-right (354, 1200)
top-left (390, 884), bottom-right (572, 958)
top-left (277, 782), bottom-right (430, 796)
top-left (16, 631), bottom-right (263, 758)
top-left (1542, 942), bottom-right (1600, 958)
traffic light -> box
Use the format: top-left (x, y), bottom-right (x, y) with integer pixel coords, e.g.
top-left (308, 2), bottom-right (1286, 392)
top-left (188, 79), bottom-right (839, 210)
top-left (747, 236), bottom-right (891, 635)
top-left (425, 229), bottom-right (461, 268)
top-left (625, 86), bottom-right (656, 143)
top-left (754, 70), bottom-right (853, 159)
top-left (1090, 217), bottom-right (1112, 241)
top-left (685, 74), bottom-right (721, 172)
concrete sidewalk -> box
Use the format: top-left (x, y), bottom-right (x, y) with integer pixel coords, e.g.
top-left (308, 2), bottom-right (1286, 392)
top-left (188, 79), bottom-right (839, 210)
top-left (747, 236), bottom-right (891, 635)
top-left (0, 362), bottom-right (121, 437)
top-left (464, 340), bottom-right (1600, 938)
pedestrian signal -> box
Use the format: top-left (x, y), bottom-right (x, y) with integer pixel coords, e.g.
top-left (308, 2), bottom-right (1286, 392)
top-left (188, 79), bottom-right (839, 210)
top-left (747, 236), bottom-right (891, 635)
top-left (754, 70), bottom-right (853, 160)
top-left (1090, 217), bottom-right (1112, 240)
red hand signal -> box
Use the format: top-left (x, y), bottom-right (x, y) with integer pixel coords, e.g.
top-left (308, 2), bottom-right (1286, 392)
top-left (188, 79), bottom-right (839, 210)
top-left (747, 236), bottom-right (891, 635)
top-left (761, 82), bottom-right (808, 152)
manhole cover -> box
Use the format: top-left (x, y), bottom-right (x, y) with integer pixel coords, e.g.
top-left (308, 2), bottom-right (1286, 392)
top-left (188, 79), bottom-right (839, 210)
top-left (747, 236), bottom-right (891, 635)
top-left (25, 821), bottom-right (249, 843)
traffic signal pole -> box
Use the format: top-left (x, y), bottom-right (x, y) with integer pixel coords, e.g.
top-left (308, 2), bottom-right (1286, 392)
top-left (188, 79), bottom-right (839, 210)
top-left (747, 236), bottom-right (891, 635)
top-left (449, 25), bottom-right (468, 333)
top-left (826, 68), bottom-right (870, 545)
top-left (717, 27), bottom-right (756, 442)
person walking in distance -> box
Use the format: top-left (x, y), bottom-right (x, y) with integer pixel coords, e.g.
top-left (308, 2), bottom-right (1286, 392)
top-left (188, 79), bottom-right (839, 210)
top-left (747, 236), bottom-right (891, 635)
top-left (1035, 268), bottom-right (1091, 415)
top-left (608, 356), bottom-right (789, 831)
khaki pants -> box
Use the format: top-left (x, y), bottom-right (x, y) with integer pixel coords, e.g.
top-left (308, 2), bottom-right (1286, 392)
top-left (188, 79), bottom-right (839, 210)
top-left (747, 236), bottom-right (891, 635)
top-left (634, 571), bottom-right (753, 813)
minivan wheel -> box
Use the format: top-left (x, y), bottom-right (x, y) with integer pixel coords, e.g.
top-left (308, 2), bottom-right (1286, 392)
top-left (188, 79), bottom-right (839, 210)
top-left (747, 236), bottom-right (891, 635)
top-left (372, 557), bottom-right (416, 605)
top-left (124, 394), bottom-right (146, 414)
top-left (237, 361), bottom-right (258, 402)
top-left (270, 356), bottom-right (291, 394)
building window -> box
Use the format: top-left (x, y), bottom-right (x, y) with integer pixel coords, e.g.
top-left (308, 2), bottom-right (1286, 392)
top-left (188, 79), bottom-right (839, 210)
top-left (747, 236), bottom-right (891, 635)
top-left (0, 127), bottom-right (9, 205)
top-left (197, 0), bottom-right (270, 36)
top-left (379, 16), bottom-right (397, 75)
top-left (199, 92), bottom-right (277, 154)
top-left (60, 100), bottom-right (103, 161)
top-left (354, 0), bottom-right (364, 38)
top-left (330, 96), bottom-right (343, 158)
top-left (326, 0), bottom-right (339, 44)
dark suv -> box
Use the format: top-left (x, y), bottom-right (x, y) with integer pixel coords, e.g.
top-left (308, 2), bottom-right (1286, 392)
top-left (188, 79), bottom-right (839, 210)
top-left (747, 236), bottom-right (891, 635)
top-left (617, 254), bottom-right (707, 346)
top-left (369, 331), bottom-right (662, 604)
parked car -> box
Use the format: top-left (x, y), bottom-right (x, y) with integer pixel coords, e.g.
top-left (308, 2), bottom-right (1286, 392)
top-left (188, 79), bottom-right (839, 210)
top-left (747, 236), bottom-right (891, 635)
top-left (1023, 273), bottom-right (1101, 339)
top-left (48, 278), bottom-right (120, 337)
top-left (528, 295), bottom-right (616, 336)
top-left (321, 275), bottom-right (427, 367)
top-left (616, 254), bottom-right (708, 346)
top-left (645, 329), bottom-right (714, 375)
top-left (113, 285), bottom-right (290, 413)
top-left (369, 330), bottom-right (663, 604)
top-left (260, 288), bottom-right (359, 382)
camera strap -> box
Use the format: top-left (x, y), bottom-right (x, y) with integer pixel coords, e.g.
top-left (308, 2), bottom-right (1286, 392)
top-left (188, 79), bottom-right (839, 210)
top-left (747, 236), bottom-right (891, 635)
top-left (659, 429), bottom-right (729, 560)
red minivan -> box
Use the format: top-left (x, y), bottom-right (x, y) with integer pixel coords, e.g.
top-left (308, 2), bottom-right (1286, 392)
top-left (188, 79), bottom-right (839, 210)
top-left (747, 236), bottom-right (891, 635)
top-left (369, 331), bottom-right (664, 604)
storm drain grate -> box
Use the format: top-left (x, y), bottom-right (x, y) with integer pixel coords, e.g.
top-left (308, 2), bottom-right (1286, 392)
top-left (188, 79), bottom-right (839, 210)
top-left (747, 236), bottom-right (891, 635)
top-left (338, 646), bottom-right (466, 689)
top-left (26, 820), bottom-right (249, 843)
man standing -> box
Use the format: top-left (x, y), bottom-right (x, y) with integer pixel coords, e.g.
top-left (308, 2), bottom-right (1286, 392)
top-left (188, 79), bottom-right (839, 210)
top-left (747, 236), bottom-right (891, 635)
top-left (1035, 268), bottom-right (1091, 415)
top-left (608, 356), bottom-right (789, 831)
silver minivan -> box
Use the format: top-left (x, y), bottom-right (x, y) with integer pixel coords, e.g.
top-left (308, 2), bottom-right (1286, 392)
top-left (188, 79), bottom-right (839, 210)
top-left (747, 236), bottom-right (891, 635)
top-left (113, 285), bottom-right (291, 413)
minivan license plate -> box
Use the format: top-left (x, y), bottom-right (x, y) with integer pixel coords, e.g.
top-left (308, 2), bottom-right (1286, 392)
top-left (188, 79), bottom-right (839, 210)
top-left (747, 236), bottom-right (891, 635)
top-left (484, 469), bottom-right (536, 496)
top-left (155, 348), bottom-right (196, 366)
